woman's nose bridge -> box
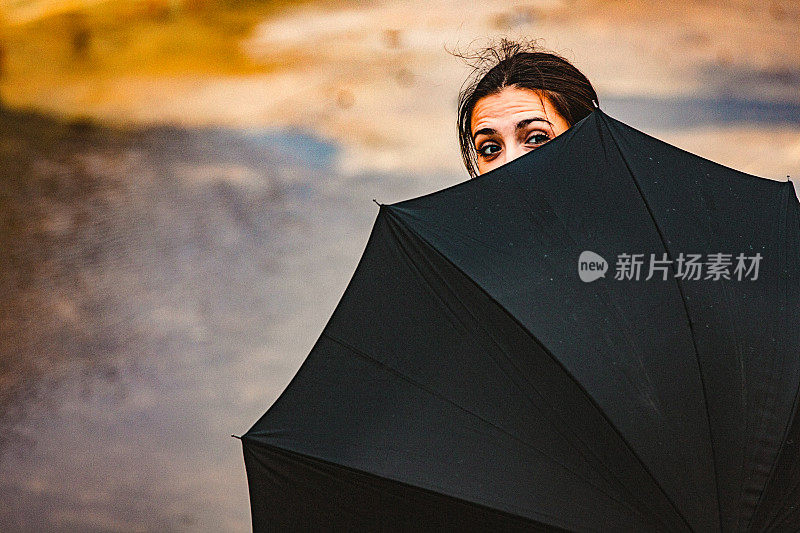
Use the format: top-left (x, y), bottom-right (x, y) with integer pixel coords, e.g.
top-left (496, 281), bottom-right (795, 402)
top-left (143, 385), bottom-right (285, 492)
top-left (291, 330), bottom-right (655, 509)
top-left (506, 138), bottom-right (526, 162)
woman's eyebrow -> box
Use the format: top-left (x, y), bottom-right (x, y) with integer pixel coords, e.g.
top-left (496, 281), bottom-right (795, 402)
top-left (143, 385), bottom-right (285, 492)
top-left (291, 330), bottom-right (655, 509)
top-left (472, 127), bottom-right (496, 140)
top-left (473, 117), bottom-right (554, 140)
top-left (516, 117), bottom-right (553, 130)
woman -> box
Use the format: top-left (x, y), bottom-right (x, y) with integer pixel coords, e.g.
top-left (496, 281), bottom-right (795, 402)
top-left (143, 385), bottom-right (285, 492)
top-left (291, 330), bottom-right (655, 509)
top-left (456, 39), bottom-right (599, 177)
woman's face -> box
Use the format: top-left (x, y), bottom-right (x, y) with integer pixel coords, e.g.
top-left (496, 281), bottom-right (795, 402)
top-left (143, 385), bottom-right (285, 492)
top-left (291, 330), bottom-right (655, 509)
top-left (470, 86), bottom-right (571, 175)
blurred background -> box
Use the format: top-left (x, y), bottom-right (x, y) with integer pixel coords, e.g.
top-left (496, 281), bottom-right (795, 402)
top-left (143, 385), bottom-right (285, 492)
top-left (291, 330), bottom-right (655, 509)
top-left (0, 0), bottom-right (798, 530)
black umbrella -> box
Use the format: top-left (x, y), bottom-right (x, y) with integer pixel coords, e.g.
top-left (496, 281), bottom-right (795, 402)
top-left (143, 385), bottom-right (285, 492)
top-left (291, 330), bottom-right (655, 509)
top-left (239, 108), bottom-right (800, 532)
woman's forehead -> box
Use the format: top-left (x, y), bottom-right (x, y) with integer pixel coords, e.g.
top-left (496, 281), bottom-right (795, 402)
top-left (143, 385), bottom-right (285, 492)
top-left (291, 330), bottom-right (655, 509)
top-left (471, 87), bottom-right (554, 132)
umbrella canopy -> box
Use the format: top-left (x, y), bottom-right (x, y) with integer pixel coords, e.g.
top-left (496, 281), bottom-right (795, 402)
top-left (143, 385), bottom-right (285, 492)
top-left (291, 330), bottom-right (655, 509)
top-left (240, 108), bottom-right (800, 532)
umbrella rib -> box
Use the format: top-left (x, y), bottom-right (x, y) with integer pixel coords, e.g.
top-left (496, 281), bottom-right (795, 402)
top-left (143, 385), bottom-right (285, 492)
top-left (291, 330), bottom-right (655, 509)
top-left (749, 185), bottom-right (800, 531)
top-left (597, 110), bottom-right (723, 530)
top-left (738, 185), bottom-right (788, 528)
top-left (384, 206), bottom-right (685, 528)
top-left (243, 437), bottom-right (573, 531)
top-left (384, 206), bottom-right (695, 532)
top-left (319, 330), bottom-right (647, 528)
top-left (382, 209), bottom-right (671, 525)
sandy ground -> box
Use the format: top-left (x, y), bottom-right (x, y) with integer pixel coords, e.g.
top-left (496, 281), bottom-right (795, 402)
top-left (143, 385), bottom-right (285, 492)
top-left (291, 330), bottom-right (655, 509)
top-left (0, 105), bottom-right (405, 531)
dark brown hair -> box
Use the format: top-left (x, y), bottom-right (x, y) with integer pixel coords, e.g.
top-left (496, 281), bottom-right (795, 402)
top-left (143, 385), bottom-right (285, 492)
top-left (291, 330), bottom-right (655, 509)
top-left (454, 38), bottom-right (598, 177)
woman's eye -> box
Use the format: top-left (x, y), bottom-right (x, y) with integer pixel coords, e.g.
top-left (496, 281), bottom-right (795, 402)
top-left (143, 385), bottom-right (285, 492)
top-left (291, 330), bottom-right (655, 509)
top-left (527, 133), bottom-right (551, 145)
top-left (478, 144), bottom-right (500, 157)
